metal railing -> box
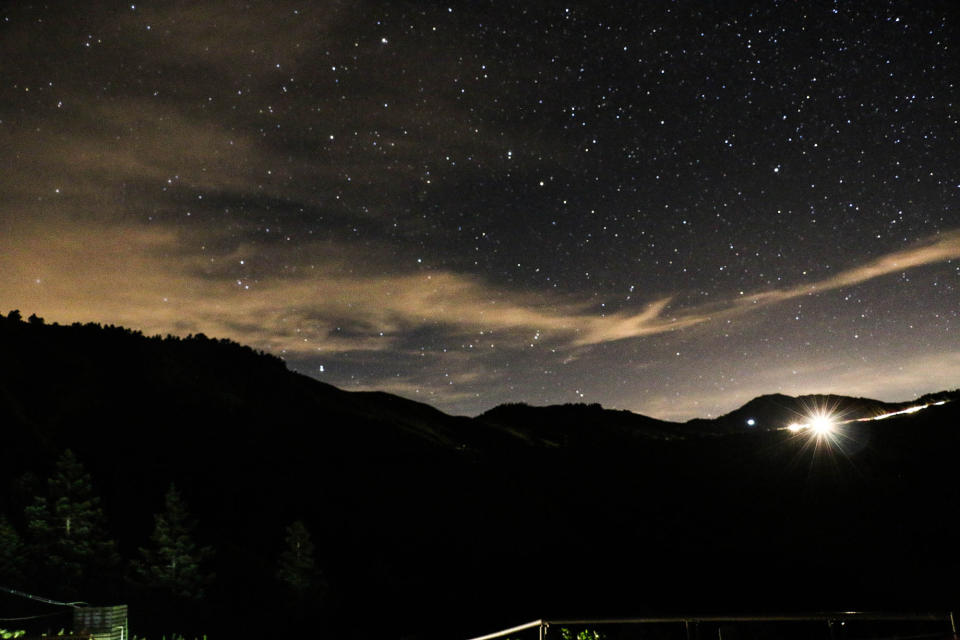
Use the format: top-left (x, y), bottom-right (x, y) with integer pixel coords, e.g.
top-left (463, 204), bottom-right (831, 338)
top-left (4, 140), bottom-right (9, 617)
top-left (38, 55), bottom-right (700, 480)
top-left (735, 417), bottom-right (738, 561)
top-left (466, 612), bottom-right (958, 640)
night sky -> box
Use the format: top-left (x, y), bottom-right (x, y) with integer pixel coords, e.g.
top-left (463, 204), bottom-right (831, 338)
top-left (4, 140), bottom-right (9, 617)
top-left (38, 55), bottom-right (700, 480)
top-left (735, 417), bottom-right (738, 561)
top-left (2, 2), bottom-right (958, 420)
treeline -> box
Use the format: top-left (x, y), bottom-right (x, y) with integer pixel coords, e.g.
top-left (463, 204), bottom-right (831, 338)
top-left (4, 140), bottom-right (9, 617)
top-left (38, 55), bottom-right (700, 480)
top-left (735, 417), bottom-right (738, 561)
top-left (0, 449), bottom-right (321, 629)
top-left (0, 310), bottom-right (286, 370)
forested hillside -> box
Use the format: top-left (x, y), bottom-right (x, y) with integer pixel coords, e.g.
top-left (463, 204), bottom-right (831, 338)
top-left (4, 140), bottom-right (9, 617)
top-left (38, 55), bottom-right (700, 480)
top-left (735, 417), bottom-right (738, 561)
top-left (1, 311), bottom-right (958, 639)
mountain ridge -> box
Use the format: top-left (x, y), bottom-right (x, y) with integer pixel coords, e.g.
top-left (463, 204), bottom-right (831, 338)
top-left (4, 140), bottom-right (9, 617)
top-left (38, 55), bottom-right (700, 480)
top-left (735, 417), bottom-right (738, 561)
top-left (5, 309), bottom-right (956, 449)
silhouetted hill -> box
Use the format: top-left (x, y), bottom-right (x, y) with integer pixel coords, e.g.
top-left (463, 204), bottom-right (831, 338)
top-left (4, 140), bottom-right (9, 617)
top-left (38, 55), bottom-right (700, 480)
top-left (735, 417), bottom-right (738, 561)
top-left (1, 311), bottom-right (958, 640)
top-left (0, 312), bottom-right (485, 459)
top-left (477, 402), bottom-right (681, 447)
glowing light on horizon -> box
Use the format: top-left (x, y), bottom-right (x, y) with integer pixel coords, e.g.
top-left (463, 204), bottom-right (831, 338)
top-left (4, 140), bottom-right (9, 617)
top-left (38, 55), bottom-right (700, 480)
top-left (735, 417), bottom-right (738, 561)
top-left (784, 409), bottom-right (837, 436)
top-left (810, 414), bottom-right (835, 435)
top-left (855, 400), bottom-right (948, 422)
top-left (782, 399), bottom-right (949, 436)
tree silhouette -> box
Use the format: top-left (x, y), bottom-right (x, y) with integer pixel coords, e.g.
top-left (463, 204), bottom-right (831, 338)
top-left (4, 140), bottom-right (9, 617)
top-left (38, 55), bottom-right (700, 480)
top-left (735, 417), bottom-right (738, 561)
top-left (134, 484), bottom-right (214, 600)
top-left (24, 450), bottom-right (120, 595)
top-left (0, 514), bottom-right (25, 584)
top-left (276, 520), bottom-right (316, 595)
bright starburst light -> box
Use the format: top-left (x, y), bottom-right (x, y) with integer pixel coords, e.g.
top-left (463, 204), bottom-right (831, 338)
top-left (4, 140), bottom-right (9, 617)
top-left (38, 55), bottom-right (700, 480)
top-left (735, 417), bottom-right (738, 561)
top-left (782, 398), bottom-right (950, 469)
top-left (783, 409), bottom-right (838, 437)
top-left (781, 401), bottom-right (846, 454)
top-left (810, 414), bottom-right (835, 436)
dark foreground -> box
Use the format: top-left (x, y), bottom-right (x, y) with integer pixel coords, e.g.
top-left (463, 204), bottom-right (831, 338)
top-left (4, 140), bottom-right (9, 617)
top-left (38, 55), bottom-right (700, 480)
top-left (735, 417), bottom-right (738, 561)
top-left (1, 314), bottom-right (958, 639)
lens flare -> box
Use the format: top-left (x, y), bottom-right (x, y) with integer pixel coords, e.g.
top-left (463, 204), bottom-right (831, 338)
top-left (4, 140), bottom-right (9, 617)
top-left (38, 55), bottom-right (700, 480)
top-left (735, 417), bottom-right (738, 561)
top-left (783, 409), bottom-right (837, 437)
top-left (781, 398), bottom-right (950, 463)
top-left (781, 401), bottom-right (844, 452)
top-left (810, 415), bottom-right (834, 435)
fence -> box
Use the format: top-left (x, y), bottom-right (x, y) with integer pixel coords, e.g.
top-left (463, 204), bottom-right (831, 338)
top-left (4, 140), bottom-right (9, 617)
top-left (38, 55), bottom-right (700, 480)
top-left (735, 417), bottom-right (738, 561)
top-left (467, 612), bottom-right (958, 640)
top-left (72, 605), bottom-right (128, 640)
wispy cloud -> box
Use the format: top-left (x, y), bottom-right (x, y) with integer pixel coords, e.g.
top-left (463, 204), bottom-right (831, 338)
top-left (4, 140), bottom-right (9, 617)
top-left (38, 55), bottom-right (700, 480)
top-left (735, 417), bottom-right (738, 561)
top-left (736, 231), bottom-right (960, 306)
top-left (2, 223), bottom-right (959, 358)
top-left (574, 230), bottom-right (960, 345)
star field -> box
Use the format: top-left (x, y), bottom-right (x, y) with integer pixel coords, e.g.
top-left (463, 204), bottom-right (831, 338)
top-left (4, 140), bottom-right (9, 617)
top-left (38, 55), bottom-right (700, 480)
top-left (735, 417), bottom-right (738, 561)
top-left (2, 1), bottom-right (958, 419)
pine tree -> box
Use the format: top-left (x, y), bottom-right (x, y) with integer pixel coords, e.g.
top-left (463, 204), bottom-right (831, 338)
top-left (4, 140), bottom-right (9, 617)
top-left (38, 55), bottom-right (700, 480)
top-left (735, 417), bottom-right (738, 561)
top-left (276, 520), bottom-right (315, 594)
top-left (0, 515), bottom-right (25, 584)
top-left (134, 484), bottom-right (213, 600)
top-left (24, 450), bottom-right (120, 594)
